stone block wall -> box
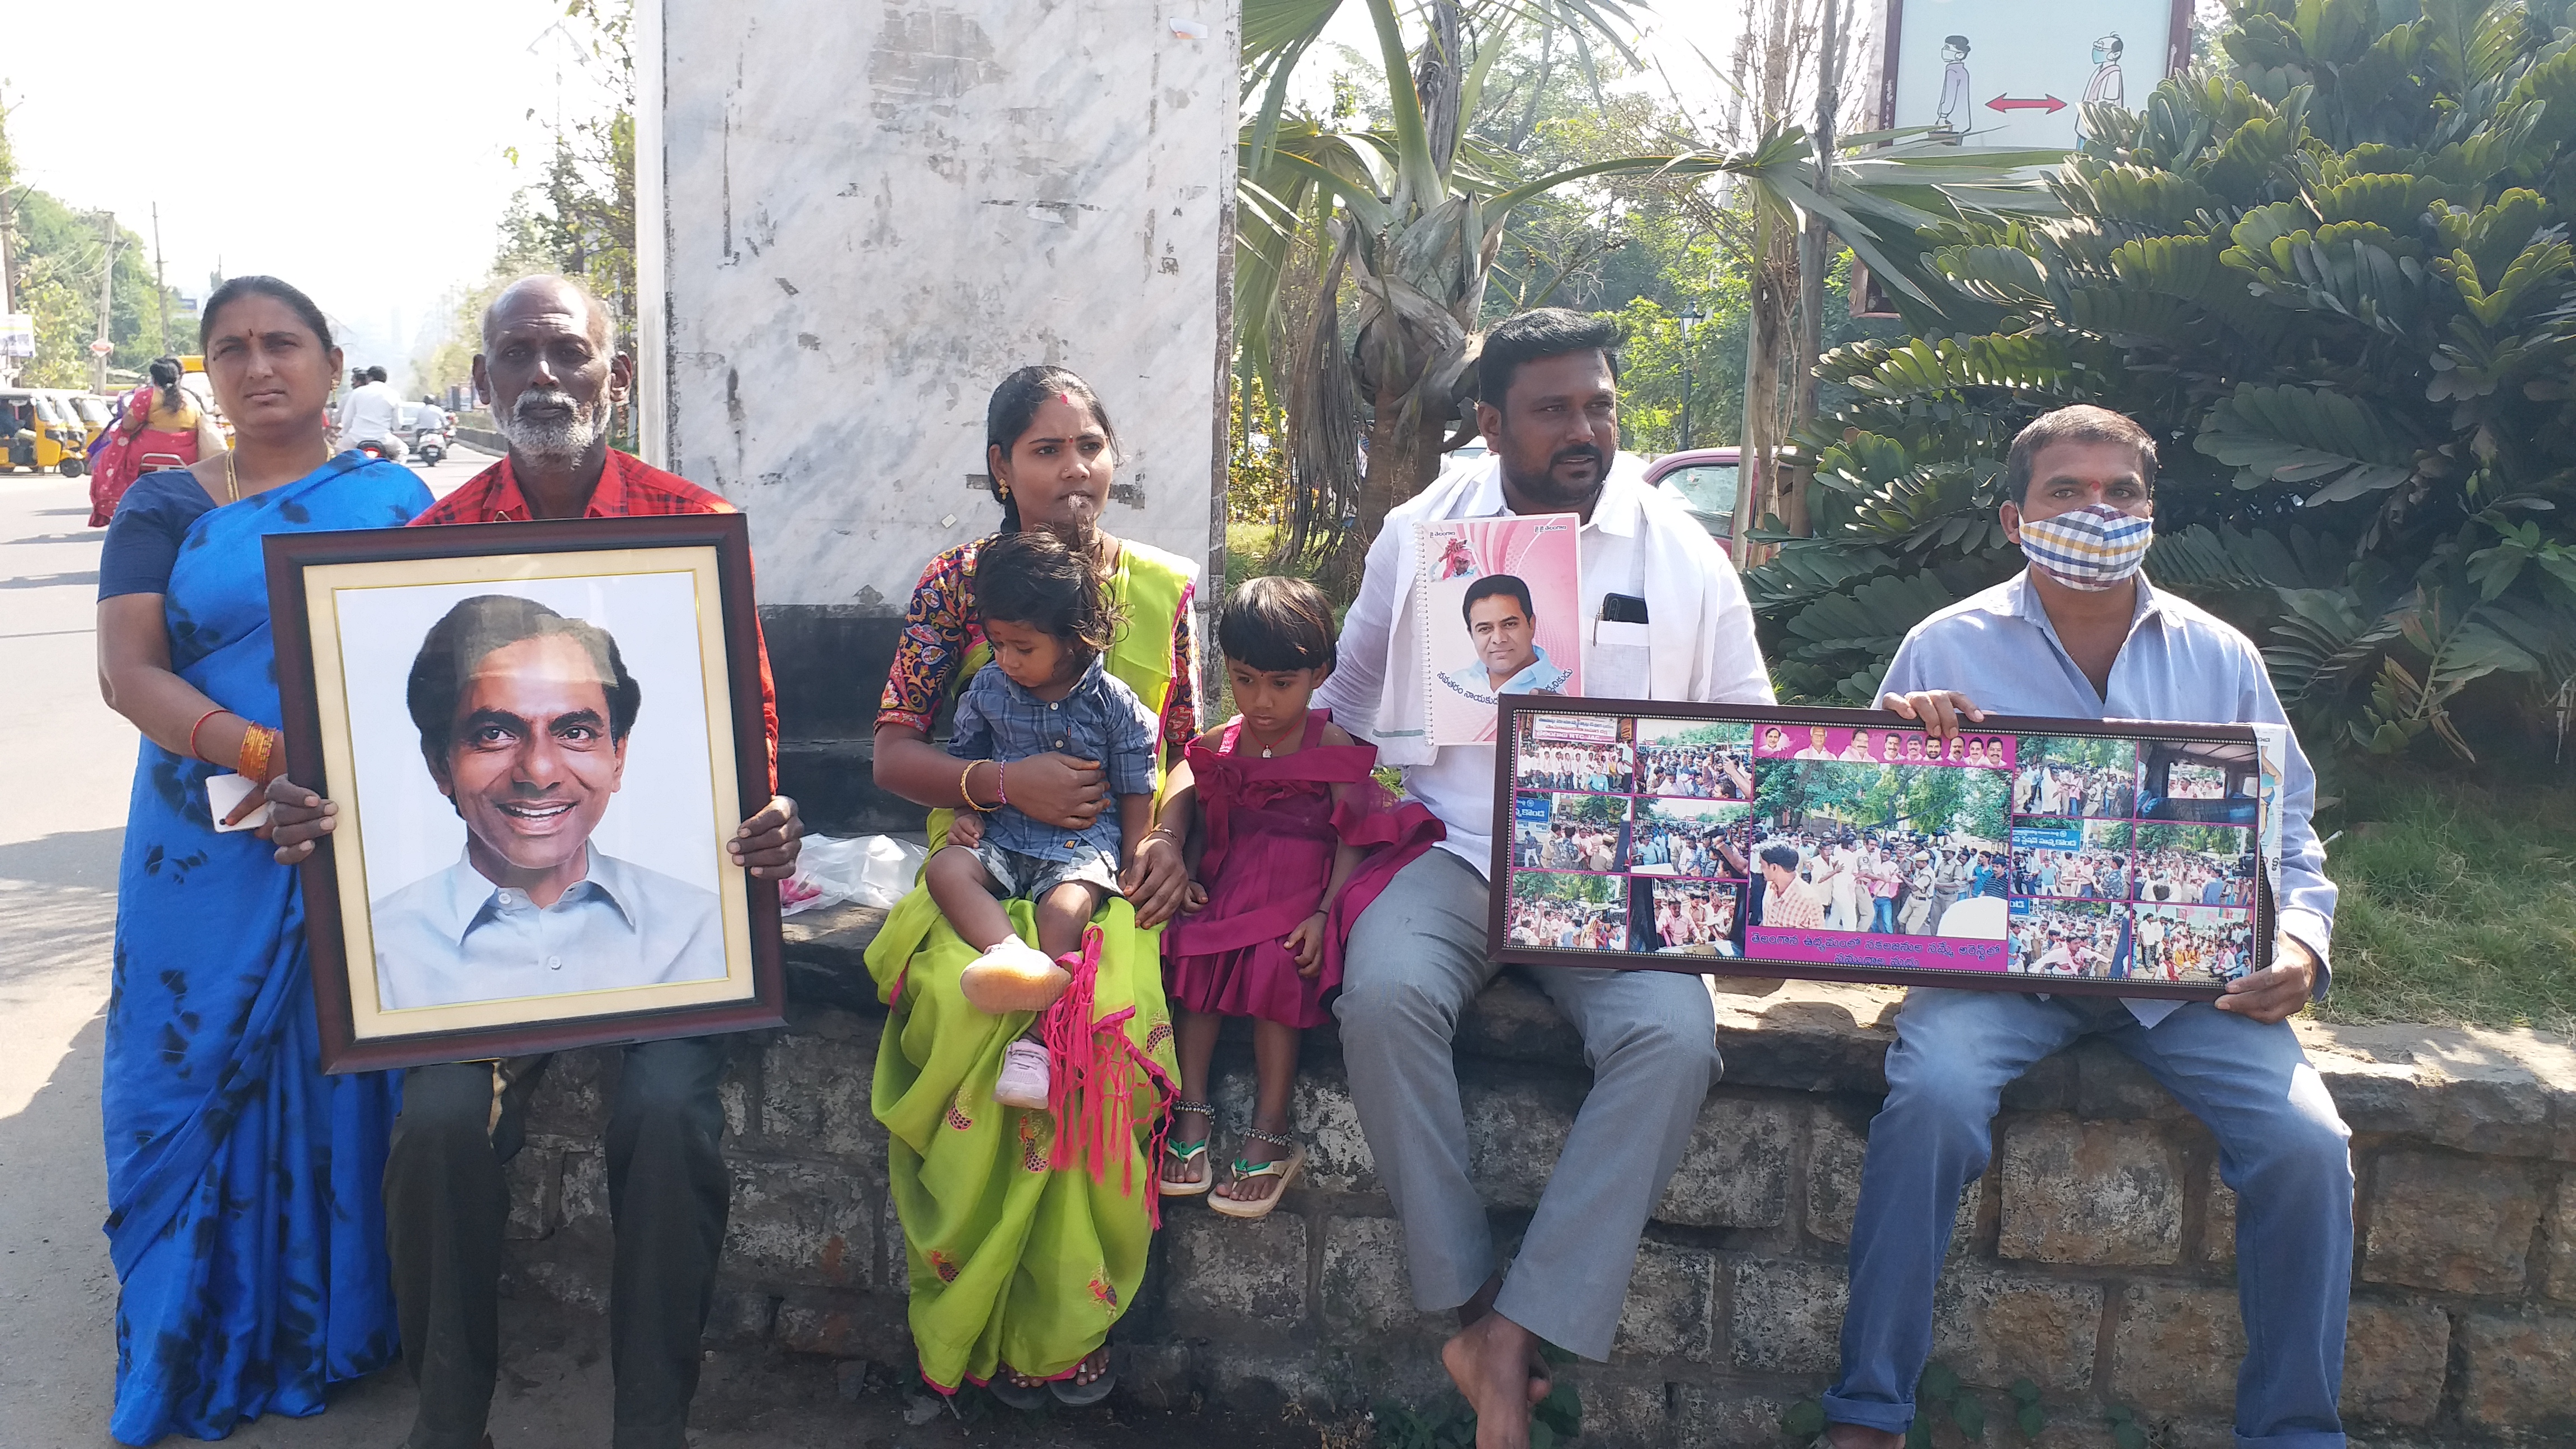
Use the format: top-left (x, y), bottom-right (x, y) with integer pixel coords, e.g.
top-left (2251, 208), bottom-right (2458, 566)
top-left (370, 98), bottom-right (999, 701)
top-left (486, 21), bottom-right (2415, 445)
top-left (496, 907), bottom-right (2576, 1446)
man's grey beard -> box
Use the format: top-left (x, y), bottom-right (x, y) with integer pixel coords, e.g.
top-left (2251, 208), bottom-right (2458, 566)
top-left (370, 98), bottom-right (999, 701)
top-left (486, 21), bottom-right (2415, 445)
top-left (498, 387), bottom-right (604, 467)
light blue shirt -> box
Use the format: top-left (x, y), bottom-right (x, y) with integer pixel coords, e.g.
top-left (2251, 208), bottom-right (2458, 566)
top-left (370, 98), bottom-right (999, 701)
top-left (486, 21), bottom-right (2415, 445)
top-left (1881, 570), bottom-right (2337, 1025)
top-left (371, 848), bottom-right (725, 1011)
top-left (1439, 643), bottom-right (1573, 703)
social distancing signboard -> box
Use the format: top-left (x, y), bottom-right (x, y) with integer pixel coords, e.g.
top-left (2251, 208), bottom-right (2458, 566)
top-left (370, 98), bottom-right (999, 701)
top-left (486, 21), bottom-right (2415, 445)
top-left (1878, 0), bottom-right (2191, 153)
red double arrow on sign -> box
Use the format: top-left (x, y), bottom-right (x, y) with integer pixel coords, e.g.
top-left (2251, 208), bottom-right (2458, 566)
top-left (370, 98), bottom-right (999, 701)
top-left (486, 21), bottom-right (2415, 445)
top-left (1987, 93), bottom-right (2068, 113)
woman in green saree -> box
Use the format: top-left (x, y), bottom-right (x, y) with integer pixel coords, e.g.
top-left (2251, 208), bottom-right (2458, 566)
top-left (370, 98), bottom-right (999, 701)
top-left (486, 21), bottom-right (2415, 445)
top-left (866, 367), bottom-right (1195, 1404)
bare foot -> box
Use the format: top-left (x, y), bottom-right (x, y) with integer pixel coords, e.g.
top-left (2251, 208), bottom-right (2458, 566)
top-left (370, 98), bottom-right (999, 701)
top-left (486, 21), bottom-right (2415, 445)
top-left (1825, 1424), bottom-right (1904, 1449)
top-left (1455, 1273), bottom-right (1503, 1330)
top-left (1439, 1311), bottom-right (1551, 1449)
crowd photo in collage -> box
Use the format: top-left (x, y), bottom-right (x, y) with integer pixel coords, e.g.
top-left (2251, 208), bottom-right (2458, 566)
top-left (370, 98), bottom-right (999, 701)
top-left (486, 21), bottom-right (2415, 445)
top-left (2000, 735), bottom-right (2264, 985)
top-left (1499, 714), bottom-right (2270, 989)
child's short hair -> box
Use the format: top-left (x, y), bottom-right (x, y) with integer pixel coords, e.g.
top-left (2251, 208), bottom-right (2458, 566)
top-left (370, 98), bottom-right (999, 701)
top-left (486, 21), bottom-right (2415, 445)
top-left (1218, 575), bottom-right (1337, 674)
top-left (976, 528), bottom-right (1121, 659)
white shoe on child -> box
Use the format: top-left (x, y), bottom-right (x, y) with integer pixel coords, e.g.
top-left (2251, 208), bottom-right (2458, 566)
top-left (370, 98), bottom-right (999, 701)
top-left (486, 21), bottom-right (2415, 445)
top-left (959, 936), bottom-right (1071, 1015)
top-left (995, 1038), bottom-right (1052, 1109)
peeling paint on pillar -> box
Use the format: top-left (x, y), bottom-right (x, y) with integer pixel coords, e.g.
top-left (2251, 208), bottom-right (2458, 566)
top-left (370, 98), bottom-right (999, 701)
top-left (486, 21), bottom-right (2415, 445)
top-left (647, 0), bottom-right (1238, 615)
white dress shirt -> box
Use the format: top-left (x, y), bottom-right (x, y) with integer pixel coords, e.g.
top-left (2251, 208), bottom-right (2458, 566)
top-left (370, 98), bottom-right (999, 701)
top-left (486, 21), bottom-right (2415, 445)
top-left (371, 848), bottom-right (725, 1010)
top-left (338, 381), bottom-right (405, 446)
top-left (1319, 453), bottom-right (1774, 873)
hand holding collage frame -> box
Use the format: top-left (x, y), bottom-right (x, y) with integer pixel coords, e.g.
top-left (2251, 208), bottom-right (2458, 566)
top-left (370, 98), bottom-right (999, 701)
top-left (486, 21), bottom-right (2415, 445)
top-left (1490, 697), bottom-right (2280, 998)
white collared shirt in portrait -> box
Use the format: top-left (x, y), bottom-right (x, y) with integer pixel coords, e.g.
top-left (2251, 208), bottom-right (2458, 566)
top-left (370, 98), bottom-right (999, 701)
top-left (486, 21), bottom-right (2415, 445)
top-left (371, 847), bottom-right (724, 1010)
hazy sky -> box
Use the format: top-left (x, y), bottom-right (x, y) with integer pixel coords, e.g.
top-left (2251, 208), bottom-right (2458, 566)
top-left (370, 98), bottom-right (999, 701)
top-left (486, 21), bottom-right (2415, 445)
top-left (6, 1), bottom-right (1745, 376)
top-left (1295, 3), bottom-right (1752, 134)
top-left (4, 0), bottom-right (619, 373)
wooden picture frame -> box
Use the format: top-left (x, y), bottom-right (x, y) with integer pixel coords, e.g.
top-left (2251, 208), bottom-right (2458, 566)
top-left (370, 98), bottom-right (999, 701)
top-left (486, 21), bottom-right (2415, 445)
top-left (267, 514), bottom-right (785, 1072)
top-left (1489, 695), bottom-right (2278, 999)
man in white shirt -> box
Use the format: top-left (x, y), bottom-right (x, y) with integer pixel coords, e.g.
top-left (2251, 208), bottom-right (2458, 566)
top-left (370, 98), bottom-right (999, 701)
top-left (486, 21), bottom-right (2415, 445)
top-left (1317, 308), bottom-right (1771, 1449)
top-left (410, 398), bottom-right (449, 442)
top-left (370, 593), bottom-right (725, 1010)
top-left (338, 363), bottom-right (406, 450)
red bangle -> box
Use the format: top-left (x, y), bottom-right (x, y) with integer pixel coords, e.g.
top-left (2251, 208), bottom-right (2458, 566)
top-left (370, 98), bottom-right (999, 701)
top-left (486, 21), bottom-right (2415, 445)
top-left (995, 761), bottom-right (1008, 808)
top-left (187, 708), bottom-right (227, 764)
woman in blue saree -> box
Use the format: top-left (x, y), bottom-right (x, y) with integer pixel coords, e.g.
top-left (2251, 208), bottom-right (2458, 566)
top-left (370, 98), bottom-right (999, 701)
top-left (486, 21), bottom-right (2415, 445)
top-left (94, 276), bottom-right (429, 1445)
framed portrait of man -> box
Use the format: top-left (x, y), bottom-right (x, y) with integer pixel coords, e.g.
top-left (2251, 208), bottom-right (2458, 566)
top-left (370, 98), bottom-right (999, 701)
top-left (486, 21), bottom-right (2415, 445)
top-left (266, 514), bottom-right (785, 1072)
top-left (1490, 695), bottom-right (2283, 999)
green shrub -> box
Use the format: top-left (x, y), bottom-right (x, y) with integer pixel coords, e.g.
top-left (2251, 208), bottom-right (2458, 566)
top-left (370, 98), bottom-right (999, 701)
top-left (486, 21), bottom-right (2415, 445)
top-left (1751, 0), bottom-right (2576, 765)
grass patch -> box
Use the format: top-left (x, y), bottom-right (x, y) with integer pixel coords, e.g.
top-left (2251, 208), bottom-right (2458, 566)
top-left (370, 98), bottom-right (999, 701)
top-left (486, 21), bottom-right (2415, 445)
top-left (2317, 764), bottom-right (2576, 1034)
top-left (1224, 522), bottom-right (1281, 594)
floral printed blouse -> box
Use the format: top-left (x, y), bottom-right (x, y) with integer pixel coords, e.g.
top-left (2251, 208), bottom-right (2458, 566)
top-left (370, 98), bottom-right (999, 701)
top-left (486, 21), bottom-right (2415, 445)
top-left (875, 536), bottom-right (1200, 750)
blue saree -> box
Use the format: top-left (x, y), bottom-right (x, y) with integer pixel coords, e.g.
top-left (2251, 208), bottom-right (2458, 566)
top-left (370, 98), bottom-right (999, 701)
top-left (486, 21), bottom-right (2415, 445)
top-left (103, 454), bottom-right (429, 1445)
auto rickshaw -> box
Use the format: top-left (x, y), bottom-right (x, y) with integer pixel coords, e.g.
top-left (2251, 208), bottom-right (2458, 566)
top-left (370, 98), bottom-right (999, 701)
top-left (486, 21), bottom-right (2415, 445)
top-left (63, 391), bottom-right (119, 448)
top-left (0, 389), bottom-right (92, 476)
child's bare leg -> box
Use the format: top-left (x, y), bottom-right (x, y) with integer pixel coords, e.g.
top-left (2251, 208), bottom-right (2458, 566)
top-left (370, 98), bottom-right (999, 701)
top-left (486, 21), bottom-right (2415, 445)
top-left (1218, 1019), bottom-right (1302, 1203)
top-left (924, 846), bottom-right (1015, 950)
top-left (1032, 879), bottom-right (1107, 963)
top-left (1164, 1010), bottom-right (1221, 1186)
top-left (941, 848), bottom-right (1073, 1015)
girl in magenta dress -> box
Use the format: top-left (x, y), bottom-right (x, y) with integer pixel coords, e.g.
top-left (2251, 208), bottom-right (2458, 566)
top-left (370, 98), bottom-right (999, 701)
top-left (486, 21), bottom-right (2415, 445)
top-left (1159, 578), bottom-right (1439, 1217)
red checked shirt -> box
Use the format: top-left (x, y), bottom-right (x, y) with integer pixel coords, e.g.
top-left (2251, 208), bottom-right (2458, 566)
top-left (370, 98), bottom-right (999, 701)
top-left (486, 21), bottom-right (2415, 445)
top-left (411, 449), bottom-right (782, 790)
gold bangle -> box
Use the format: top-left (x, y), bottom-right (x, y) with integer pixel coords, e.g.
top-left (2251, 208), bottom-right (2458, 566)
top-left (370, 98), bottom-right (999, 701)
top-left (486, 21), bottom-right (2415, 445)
top-left (236, 723), bottom-right (279, 783)
top-left (960, 762), bottom-right (993, 812)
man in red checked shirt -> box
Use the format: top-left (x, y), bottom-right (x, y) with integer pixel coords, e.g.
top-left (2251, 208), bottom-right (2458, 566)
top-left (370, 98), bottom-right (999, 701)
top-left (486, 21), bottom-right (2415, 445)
top-left (267, 274), bottom-right (800, 1449)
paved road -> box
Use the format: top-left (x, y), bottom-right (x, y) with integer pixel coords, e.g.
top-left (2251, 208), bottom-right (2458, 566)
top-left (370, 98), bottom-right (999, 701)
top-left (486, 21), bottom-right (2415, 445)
top-left (0, 452), bottom-right (480, 1448)
top-left (0, 449), bottom-right (1258, 1449)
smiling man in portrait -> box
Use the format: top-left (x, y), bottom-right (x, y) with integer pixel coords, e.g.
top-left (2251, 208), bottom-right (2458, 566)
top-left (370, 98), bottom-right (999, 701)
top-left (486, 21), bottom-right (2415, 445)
top-left (370, 592), bottom-right (722, 1010)
top-left (1437, 573), bottom-right (1571, 702)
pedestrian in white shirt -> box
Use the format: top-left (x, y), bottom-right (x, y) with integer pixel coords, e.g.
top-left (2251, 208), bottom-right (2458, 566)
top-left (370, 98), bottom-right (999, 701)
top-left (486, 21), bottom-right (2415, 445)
top-left (1315, 308), bottom-right (1772, 1449)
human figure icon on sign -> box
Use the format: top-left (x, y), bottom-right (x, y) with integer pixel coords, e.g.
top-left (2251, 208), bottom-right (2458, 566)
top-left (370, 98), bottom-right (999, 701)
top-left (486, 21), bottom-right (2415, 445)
top-left (2077, 33), bottom-right (2126, 143)
top-left (1934, 35), bottom-right (1971, 143)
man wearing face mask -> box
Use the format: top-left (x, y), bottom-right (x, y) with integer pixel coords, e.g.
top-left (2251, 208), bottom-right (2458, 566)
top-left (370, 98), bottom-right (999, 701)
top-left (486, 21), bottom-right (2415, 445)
top-left (1814, 406), bottom-right (2350, 1449)
top-left (1319, 308), bottom-right (1772, 1449)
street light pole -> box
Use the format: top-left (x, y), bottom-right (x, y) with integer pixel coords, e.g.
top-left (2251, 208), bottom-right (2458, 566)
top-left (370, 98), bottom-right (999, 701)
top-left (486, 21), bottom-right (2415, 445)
top-left (153, 203), bottom-right (170, 358)
top-left (92, 212), bottom-right (119, 396)
top-left (1678, 308), bottom-right (1704, 451)
top-left (0, 180), bottom-right (25, 390)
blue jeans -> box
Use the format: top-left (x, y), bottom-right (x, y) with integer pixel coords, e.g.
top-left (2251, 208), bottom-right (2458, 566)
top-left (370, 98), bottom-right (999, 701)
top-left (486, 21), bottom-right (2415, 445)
top-left (1826, 990), bottom-right (2354, 1449)
top-left (1870, 897), bottom-right (1897, 934)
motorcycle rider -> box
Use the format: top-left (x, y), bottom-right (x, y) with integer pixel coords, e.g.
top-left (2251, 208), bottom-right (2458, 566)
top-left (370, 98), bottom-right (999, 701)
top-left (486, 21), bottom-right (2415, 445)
top-left (411, 394), bottom-right (450, 463)
top-left (337, 363), bottom-right (408, 460)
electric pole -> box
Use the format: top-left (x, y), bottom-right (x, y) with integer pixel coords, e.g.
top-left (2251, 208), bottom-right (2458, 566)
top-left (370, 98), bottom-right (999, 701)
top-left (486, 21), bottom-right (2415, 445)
top-left (0, 200), bottom-right (16, 390)
top-left (153, 203), bottom-right (170, 357)
top-left (92, 212), bottom-right (119, 395)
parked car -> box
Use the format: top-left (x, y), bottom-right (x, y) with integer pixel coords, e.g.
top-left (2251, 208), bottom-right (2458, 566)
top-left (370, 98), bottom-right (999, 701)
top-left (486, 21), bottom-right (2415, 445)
top-left (1644, 447), bottom-right (1740, 542)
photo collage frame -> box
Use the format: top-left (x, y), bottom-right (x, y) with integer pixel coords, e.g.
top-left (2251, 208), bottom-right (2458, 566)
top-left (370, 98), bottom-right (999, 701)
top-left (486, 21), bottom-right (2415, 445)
top-left (1490, 698), bottom-right (2280, 998)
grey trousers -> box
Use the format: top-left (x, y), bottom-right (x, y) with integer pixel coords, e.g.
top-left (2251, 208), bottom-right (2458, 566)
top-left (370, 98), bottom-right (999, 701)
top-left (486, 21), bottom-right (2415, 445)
top-left (385, 1037), bottom-right (732, 1449)
top-left (1335, 849), bottom-right (1723, 1358)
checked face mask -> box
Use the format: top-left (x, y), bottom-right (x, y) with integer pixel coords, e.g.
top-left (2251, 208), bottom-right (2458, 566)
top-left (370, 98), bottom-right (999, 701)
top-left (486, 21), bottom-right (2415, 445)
top-left (2016, 503), bottom-right (2154, 591)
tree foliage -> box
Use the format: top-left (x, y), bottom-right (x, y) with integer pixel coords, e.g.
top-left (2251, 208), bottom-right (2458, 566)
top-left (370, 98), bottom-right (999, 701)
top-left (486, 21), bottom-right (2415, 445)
top-left (1236, 0), bottom-right (2058, 589)
top-left (1755, 759), bottom-right (2010, 841)
top-left (414, 0), bottom-right (634, 434)
top-left (1, 96), bottom-right (190, 388)
top-left (1753, 0), bottom-right (2576, 764)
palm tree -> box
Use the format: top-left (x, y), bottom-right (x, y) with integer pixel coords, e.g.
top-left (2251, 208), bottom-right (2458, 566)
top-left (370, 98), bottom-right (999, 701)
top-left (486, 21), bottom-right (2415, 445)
top-left (1236, 0), bottom-right (2062, 584)
top-left (1239, 0), bottom-right (1664, 583)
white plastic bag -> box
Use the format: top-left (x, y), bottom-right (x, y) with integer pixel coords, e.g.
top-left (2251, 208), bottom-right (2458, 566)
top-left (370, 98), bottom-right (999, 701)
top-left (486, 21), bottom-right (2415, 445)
top-left (780, 833), bottom-right (926, 916)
